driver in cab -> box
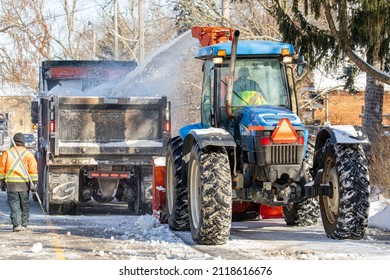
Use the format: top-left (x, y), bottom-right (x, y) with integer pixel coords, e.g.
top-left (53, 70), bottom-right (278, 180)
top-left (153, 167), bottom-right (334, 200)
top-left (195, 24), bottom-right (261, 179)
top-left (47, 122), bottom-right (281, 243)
top-left (232, 67), bottom-right (267, 107)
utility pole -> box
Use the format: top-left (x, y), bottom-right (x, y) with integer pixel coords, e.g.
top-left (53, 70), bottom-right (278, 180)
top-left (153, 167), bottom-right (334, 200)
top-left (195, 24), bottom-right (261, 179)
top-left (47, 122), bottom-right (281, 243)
top-left (222, 0), bottom-right (230, 26)
top-left (88, 21), bottom-right (96, 59)
top-left (114, 0), bottom-right (119, 60)
top-left (139, 0), bottom-right (145, 66)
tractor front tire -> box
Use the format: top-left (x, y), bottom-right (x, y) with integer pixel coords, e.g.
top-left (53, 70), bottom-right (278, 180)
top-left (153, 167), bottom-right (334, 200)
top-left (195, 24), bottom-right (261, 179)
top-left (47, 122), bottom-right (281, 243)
top-left (320, 143), bottom-right (370, 239)
top-left (188, 144), bottom-right (232, 245)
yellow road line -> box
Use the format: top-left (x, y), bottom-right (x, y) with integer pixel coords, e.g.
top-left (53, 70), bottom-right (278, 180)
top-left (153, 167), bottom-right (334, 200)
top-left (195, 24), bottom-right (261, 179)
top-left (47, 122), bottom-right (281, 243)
top-left (45, 218), bottom-right (66, 260)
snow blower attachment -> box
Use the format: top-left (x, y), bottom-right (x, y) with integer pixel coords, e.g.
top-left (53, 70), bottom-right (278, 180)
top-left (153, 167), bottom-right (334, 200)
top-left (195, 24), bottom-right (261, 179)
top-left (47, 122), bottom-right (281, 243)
top-left (191, 26), bottom-right (234, 47)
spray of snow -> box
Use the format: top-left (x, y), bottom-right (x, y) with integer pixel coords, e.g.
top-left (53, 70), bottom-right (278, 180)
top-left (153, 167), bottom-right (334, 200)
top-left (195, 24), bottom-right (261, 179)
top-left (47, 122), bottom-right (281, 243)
top-left (44, 30), bottom-right (198, 100)
top-left (112, 30), bottom-right (197, 98)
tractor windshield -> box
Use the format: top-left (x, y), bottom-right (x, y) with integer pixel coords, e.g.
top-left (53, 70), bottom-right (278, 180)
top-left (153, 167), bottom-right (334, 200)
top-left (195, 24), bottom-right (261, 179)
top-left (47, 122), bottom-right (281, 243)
top-left (217, 58), bottom-right (290, 110)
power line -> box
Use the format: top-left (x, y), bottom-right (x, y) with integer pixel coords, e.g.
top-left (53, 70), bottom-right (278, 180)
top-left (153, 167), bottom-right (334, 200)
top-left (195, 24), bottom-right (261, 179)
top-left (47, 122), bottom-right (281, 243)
top-left (40, 3), bottom-right (105, 22)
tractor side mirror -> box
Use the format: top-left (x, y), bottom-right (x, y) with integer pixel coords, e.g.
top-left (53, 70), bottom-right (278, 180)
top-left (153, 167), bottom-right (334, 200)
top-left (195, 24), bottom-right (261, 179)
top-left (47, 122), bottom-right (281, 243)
top-left (296, 55), bottom-right (306, 76)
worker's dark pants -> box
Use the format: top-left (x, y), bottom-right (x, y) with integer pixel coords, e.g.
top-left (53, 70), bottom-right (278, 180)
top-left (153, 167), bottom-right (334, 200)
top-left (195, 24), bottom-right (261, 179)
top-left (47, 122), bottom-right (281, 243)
top-left (7, 191), bottom-right (29, 228)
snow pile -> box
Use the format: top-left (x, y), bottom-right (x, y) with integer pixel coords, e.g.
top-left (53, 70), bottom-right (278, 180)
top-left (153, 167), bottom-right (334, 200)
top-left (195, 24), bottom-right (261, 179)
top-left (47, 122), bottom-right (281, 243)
top-left (136, 215), bottom-right (160, 230)
top-left (92, 215), bottom-right (218, 260)
top-left (369, 198), bottom-right (390, 230)
top-left (133, 215), bottom-right (180, 243)
top-left (31, 242), bottom-right (43, 253)
top-left (46, 85), bottom-right (85, 97)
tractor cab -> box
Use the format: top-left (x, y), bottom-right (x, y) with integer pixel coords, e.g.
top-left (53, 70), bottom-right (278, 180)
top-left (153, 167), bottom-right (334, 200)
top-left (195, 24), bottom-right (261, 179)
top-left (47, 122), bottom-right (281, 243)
top-left (192, 27), bottom-right (300, 131)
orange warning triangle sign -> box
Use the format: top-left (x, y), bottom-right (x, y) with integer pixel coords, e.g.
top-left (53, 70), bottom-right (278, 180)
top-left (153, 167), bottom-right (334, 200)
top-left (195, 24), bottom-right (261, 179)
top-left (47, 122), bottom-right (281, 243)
top-left (271, 118), bottom-right (298, 144)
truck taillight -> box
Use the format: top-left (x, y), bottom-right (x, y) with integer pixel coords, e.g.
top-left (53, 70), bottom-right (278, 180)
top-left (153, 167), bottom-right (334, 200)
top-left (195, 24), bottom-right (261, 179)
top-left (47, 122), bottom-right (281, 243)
top-left (88, 171), bottom-right (129, 179)
top-left (298, 136), bottom-right (305, 145)
top-left (165, 120), bottom-right (171, 132)
top-left (50, 121), bottom-right (55, 132)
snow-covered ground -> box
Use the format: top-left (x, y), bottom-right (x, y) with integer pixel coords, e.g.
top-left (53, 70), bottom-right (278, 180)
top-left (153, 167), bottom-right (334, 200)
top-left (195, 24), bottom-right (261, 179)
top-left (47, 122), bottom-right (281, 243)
top-left (368, 195), bottom-right (390, 230)
top-left (0, 190), bottom-right (389, 279)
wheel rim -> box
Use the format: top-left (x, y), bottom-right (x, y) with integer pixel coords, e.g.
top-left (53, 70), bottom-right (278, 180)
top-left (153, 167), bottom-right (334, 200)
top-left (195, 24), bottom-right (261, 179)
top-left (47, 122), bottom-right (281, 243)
top-left (166, 155), bottom-right (174, 215)
top-left (323, 165), bottom-right (340, 224)
top-left (189, 157), bottom-right (200, 230)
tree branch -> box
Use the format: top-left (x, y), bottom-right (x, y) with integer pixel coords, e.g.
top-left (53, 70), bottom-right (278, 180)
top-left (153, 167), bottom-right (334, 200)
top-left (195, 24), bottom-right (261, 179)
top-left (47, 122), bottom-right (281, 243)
top-left (323, 0), bottom-right (390, 85)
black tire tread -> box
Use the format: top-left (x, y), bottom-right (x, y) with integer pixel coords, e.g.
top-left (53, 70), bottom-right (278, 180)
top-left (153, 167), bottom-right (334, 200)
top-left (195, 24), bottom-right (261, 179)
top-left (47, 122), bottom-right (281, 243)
top-left (320, 143), bottom-right (370, 239)
top-left (189, 144), bottom-right (232, 245)
top-left (284, 134), bottom-right (319, 226)
top-left (167, 136), bottom-right (189, 231)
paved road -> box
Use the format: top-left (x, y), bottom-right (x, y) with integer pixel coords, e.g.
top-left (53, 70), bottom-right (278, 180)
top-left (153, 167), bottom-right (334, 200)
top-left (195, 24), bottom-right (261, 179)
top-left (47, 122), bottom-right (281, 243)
top-left (1, 191), bottom-right (389, 260)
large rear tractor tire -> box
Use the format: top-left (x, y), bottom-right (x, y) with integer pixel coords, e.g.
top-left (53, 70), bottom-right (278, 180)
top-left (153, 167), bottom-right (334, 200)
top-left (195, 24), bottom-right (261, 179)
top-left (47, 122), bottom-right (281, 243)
top-left (284, 134), bottom-right (319, 226)
top-left (166, 136), bottom-right (189, 231)
top-left (188, 144), bottom-right (232, 245)
top-left (320, 142), bottom-right (370, 239)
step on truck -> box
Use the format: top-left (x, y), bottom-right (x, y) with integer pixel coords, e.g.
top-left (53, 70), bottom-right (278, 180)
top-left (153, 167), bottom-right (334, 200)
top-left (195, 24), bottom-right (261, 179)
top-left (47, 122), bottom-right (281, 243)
top-left (152, 26), bottom-right (370, 245)
top-left (32, 60), bottom-right (171, 215)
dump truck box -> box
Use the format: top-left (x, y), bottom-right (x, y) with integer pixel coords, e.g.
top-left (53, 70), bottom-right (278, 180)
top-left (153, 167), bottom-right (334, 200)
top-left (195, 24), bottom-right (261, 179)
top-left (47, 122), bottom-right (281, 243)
top-left (33, 60), bottom-right (170, 214)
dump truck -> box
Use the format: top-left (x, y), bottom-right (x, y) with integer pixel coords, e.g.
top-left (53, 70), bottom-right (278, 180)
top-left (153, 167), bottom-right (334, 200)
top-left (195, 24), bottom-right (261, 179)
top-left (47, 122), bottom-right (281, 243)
top-left (152, 26), bottom-right (370, 245)
top-left (32, 60), bottom-right (171, 215)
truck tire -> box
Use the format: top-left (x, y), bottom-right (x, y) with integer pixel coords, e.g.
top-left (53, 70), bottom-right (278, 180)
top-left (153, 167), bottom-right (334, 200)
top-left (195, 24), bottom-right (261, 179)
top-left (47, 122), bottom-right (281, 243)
top-left (166, 136), bottom-right (189, 231)
top-left (127, 175), bottom-right (151, 215)
top-left (129, 196), bottom-right (151, 215)
top-left (188, 143), bottom-right (232, 245)
top-left (283, 134), bottom-right (319, 226)
top-left (320, 142), bottom-right (370, 239)
top-left (48, 202), bottom-right (77, 215)
top-left (136, 201), bottom-right (151, 215)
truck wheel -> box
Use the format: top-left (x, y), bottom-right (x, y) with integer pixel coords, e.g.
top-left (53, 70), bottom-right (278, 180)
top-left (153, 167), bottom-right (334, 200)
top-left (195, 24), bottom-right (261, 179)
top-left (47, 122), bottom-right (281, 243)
top-left (166, 136), bottom-right (189, 231)
top-left (188, 143), bottom-right (232, 245)
top-left (136, 201), bottom-right (151, 215)
top-left (127, 175), bottom-right (151, 215)
top-left (320, 143), bottom-right (370, 239)
top-left (283, 134), bottom-right (319, 226)
top-left (48, 202), bottom-right (77, 215)
top-left (283, 198), bottom-right (319, 226)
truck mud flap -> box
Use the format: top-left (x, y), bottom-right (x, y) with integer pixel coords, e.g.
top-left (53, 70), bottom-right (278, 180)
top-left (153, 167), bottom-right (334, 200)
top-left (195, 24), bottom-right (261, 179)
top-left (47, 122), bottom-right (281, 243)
top-left (46, 168), bottom-right (79, 215)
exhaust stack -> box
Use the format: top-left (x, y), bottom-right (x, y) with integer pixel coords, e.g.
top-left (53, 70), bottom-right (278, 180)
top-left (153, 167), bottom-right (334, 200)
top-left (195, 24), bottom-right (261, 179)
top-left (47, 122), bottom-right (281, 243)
top-left (225, 29), bottom-right (240, 119)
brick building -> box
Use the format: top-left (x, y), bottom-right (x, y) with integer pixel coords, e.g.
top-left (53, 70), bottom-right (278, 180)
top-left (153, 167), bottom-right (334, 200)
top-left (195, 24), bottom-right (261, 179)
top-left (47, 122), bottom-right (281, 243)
top-left (309, 90), bottom-right (390, 127)
top-left (0, 96), bottom-right (34, 134)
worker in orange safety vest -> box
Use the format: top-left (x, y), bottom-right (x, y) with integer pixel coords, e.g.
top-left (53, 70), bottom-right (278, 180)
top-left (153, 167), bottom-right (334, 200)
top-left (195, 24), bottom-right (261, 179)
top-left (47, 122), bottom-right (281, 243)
top-left (0, 133), bottom-right (38, 232)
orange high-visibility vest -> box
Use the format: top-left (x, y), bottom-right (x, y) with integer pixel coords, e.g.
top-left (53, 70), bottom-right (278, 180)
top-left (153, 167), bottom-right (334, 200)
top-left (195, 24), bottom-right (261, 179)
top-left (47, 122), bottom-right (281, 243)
top-left (0, 146), bottom-right (38, 183)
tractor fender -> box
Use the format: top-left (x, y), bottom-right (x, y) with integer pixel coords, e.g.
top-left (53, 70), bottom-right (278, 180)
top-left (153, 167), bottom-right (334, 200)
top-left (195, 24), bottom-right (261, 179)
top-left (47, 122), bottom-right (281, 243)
top-left (312, 125), bottom-right (369, 172)
top-left (181, 128), bottom-right (236, 164)
top-left (315, 125), bottom-right (369, 151)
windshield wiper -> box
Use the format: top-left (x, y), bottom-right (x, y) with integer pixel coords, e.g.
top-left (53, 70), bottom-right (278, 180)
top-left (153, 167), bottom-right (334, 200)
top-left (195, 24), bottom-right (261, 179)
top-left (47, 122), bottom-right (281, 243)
top-left (221, 79), bottom-right (249, 105)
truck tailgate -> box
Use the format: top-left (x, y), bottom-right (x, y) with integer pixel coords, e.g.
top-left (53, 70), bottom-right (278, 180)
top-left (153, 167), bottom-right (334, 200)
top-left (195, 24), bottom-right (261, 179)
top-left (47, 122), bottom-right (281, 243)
top-left (54, 96), bottom-right (166, 156)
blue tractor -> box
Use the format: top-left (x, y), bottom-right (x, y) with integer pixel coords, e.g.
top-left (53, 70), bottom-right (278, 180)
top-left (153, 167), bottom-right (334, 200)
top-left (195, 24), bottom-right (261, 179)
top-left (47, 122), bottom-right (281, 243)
top-left (164, 26), bottom-right (370, 245)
